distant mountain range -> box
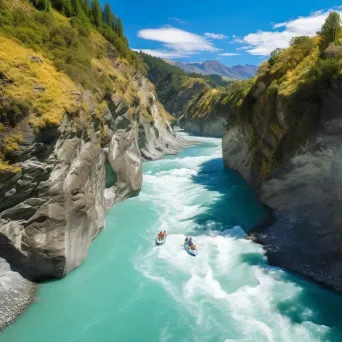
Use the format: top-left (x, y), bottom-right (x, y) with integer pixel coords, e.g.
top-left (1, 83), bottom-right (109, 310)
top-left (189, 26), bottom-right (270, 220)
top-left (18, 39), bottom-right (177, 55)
top-left (165, 60), bottom-right (258, 80)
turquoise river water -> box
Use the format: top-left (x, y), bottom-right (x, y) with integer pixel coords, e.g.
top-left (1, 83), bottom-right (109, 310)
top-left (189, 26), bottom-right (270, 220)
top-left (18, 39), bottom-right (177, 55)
top-left (3, 134), bottom-right (342, 342)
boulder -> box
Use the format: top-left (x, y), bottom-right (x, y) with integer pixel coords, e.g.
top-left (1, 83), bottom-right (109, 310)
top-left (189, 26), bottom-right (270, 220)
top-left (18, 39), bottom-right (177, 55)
top-left (324, 43), bottom-right (342, 59)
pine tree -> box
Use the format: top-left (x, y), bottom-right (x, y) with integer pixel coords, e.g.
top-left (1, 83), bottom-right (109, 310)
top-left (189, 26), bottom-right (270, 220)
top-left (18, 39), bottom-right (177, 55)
top-left (62, 0), bottom-right (73, 17)
top-left (51, 0), bottom-right (63, 12)
top-left (31, 0), bottom-right (51, 11)
top-left (117, 17), bottom-right (123, 37)
top-left (319, 11), bottom-right (342, 52)
top-left (91, 0), bottom-right (102, 27)
top-left (46, 0), bottom-right (51, 11)
top-left (103, 4), bottom-right (113, 25)
top-left (72, 0), bottom-right (82, 16)
top-left (80, 0), bottom-right (92, 18)
top-left (111, 14), bottom-right (118, 32)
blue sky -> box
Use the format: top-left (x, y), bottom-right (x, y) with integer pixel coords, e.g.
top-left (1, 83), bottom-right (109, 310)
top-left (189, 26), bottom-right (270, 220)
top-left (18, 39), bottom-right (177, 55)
top-left (102, 0), bottom-right (341, 66)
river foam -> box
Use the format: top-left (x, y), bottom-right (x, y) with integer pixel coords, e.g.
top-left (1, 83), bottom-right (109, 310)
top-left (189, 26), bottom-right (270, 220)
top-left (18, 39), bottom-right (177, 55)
top-left (135, 134), bottom-right (339, 342)
top-left (2, 133), bottom-right (342, 342)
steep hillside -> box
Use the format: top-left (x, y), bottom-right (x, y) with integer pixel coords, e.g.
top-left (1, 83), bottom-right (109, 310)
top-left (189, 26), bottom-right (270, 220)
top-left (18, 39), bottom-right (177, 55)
top-left (141, 53), bottom-right (231, 137)
top-left (230, 65), bottom-right (258, 79)
top-left (220, 16), bottom-right (342, 291)
top-left (166, 60), bottom-right (258, 79)
top-left (0, 0), bottom-right (184, 328)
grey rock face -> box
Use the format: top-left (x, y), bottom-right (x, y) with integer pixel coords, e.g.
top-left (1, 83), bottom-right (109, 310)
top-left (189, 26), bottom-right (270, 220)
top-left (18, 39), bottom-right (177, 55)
top-left (182, 117), bottom-right (227, 138)
top-left (222, 82), bottom-right (342, 291)
top-left (104, 125), bottom-right (142, 209)
top-left (252, 143), bottom-right (342, 291)
top-left (222, 127), bottom-right (253, 182)
top-left (324, 43), bottom-right (342, 59)
top-left (139, 93), bottom-right (187, 160)
top-left (0, 75), bottom-right (184, 289)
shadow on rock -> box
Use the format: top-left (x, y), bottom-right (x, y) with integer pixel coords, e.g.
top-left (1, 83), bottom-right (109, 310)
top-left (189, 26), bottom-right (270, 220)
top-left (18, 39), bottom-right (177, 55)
top-left (0, 233), bottom-right (64, 282)
top-left (191, 158), bottom-right (268, 233)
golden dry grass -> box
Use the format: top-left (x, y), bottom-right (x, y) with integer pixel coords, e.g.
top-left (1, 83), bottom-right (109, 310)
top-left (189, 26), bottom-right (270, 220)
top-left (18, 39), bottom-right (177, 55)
top-left (182, 77), bottom-right (209, 90)
top-left (90, 31), bottom-right (112, 54)
top-left (189, 89), bottom-right (221, 119)
top-left (0, 158), bottom-right (21, 173)
top-left (279, 47), bottom-right (319, 96)
top-left (51, 8), bottom-right (70, 24)
top-left (2, 0), bottom-right (33, 13)
top-left (92, 56), bottom-right (137, 104)
top-left (0, 36), bottom-right (77, 128)
top-left (3, 134), bottom-right (23, 153)
top-left (92, 55), bottom-right (174, 124)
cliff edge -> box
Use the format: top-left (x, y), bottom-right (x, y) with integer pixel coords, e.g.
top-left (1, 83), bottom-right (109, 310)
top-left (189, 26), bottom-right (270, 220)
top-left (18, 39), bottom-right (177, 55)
top-left (0, 0), bottom-right (184, 328)
top-left (222, 31), bottom-right (342, 291)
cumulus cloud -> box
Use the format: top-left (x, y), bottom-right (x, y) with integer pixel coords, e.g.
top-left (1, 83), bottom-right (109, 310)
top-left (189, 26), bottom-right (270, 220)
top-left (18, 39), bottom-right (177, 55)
top-left (233, 38), bottom-right (244, 44)
top-left (219, 52), bottom-right (240, 56)
top-left (204, 32), bottom-right (228, 40)
top-left (238, 9), bottom-right (342, 56)
top-left (134, 27), bottom-right (219, 59)
top-left (138, 27), bottom-right (218, 52)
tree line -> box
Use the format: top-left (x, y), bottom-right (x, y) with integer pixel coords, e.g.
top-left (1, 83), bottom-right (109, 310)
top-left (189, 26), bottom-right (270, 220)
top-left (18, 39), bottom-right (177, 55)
top-left (269, 11), bottom-right (342, 65)
top-left (29, 0), bottom-right (125, 39)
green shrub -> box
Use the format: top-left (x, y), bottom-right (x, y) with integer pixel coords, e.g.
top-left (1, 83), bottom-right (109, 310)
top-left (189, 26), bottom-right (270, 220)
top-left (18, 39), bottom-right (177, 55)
top-left (268, 48), bottom-right (282, 66)
top-left (0, 98), bottom-right (30, 127)
top-left (318, 11), bottom-right (342, 53)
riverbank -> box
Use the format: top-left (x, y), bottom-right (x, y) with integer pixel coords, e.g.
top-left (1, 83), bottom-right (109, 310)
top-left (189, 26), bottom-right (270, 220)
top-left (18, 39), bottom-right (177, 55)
top-left (0, 258), bottom-right (37, 330)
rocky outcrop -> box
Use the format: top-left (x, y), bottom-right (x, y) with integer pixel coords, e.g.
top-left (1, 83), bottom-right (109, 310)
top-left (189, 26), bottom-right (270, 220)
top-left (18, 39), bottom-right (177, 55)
top-left (0, 71), bottom-right (185, 328)
top-left (222, 78), bottom-right (342, 291)
top-left (324, 43), bottom-right (342, 59)
top-left (182, 117), bottom-right (227, 138)
top-left (0, 85), bottom-right (183, 280)
top-left (222, 127), bottom-right (252, 182)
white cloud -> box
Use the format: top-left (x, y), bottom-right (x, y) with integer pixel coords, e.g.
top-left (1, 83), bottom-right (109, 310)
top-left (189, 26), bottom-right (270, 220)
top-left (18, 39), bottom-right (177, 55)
top-left (238, 9), bottom-right (342, 56)
top-left (219, 52), bottom-right (240, 56)
top-left (138, 27), bottom-right (218, 52)
top-left (134, 27), bottom-right (219, 59)
top-left (204, 32), bottom-right (228, 40)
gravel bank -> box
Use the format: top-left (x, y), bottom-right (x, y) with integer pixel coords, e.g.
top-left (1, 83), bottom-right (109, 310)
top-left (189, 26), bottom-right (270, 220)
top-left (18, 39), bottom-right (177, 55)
top-left (0, 257), bottom-right (37, 330)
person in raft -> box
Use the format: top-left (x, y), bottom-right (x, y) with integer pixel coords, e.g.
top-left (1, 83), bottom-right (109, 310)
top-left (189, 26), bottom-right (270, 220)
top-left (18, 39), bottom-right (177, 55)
top-left (158, 231), bottom-right (164, 240)
top-left (185, 237), bottom-right (196, 250)
top-left (163, 231), bottom-right (167, 238)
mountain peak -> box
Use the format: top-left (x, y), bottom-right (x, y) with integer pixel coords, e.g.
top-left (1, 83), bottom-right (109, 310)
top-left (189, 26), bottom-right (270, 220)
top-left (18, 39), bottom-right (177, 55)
top-left (165, 60), bottom-right (258, 79)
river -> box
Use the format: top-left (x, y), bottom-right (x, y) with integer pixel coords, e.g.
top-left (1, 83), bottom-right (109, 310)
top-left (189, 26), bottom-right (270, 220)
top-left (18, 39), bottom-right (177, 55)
top-left (2, 134), bottom-right (342, 342)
